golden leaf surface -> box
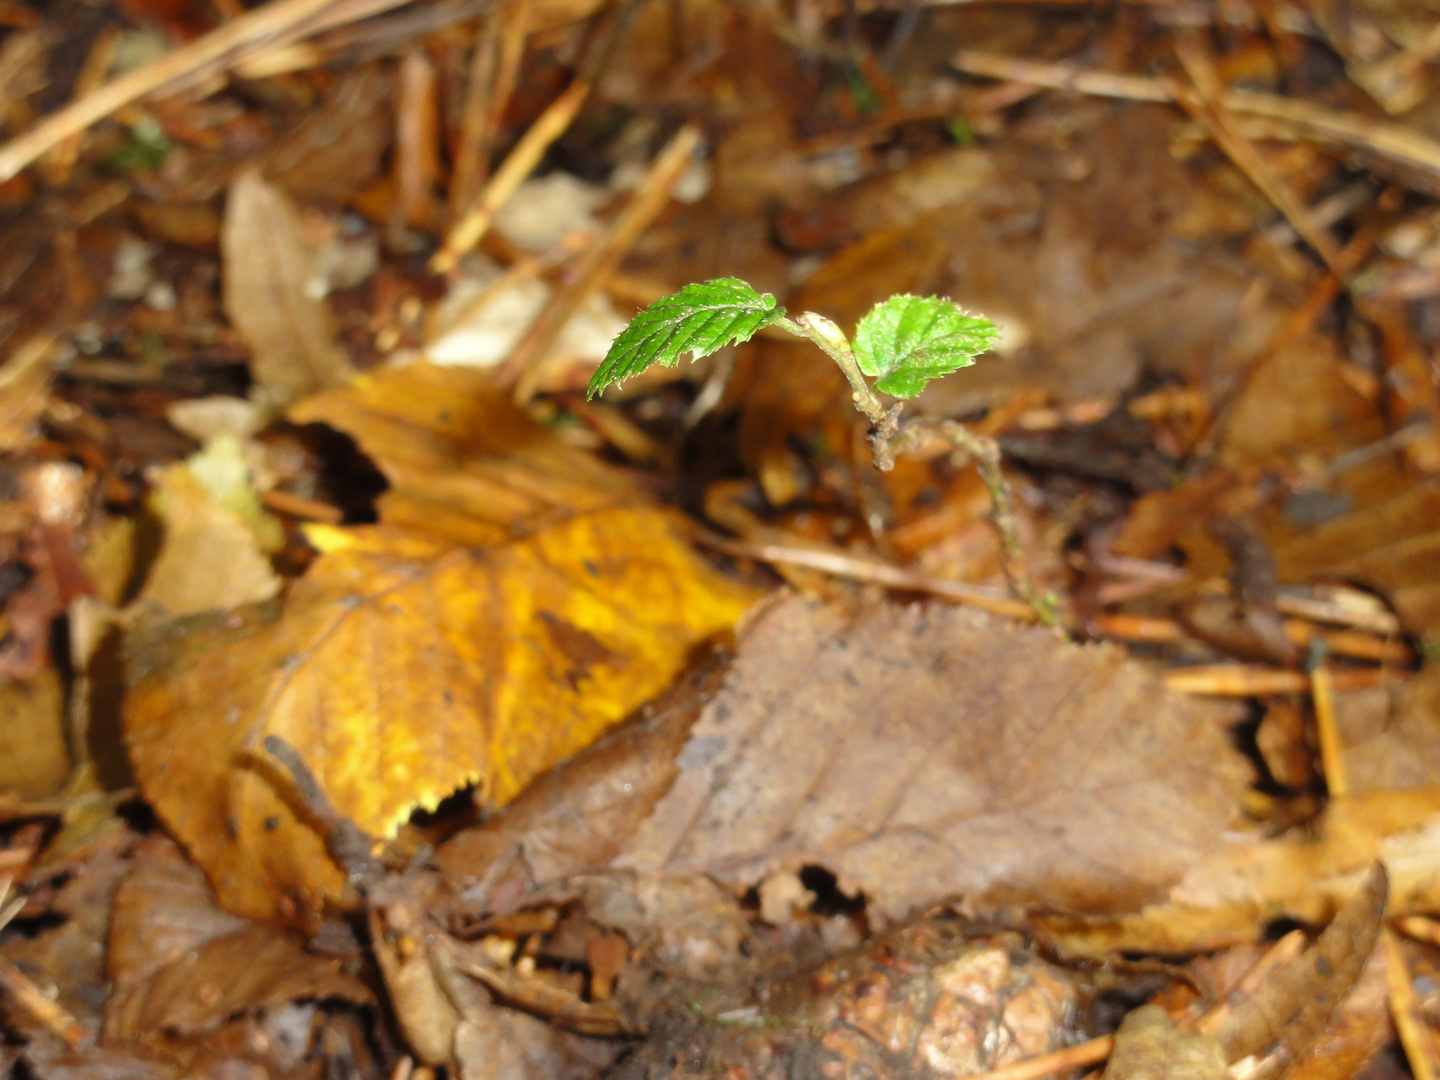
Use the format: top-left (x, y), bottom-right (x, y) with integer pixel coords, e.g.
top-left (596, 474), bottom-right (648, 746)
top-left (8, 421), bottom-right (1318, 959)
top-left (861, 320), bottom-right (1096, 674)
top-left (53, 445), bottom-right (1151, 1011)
top-left (124, 364), bottom-right (760, 922)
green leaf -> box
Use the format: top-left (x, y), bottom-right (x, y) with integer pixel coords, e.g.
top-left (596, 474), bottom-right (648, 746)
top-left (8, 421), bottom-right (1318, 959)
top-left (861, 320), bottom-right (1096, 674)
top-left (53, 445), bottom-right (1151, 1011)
top-left (587, 278), bottom-right (784, 398)
top-left (852, 294), bottom-right (999, 399)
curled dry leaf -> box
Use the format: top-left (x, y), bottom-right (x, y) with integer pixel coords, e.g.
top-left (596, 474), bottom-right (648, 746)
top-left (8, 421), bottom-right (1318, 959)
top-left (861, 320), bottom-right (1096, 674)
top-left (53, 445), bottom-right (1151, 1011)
top-left (1215, 863), bottom-right (1388, 1068)
top-left (221, 168), bottom-right (355, 404)
top-left (124, 364), bottom-right (760, 922)
top-left (444, 595), bottom-right (1248, 924)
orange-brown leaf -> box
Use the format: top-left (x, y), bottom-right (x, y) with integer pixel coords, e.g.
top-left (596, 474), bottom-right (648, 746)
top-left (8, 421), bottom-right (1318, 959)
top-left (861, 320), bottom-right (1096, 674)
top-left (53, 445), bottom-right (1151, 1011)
top-left (124, 365), bottom-right (761, 923)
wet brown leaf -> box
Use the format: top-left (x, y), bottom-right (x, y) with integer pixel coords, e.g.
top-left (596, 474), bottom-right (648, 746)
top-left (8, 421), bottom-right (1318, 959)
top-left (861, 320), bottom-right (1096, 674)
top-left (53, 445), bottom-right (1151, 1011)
top-left (221, 168), bottom-right (355, 404)
top-left (612, 595), bottom-right (1248, 921)
top-left (124, 364), bottom-right (760, 922)
top-left (1105, 1006), bottom-right (1227, 1080)
top-left (449, 595), bottom-right (1247, 923)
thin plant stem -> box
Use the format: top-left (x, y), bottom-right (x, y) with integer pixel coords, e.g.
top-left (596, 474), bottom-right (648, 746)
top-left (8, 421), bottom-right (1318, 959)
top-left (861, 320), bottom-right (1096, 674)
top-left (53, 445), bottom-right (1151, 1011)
top-left (778, 313), bottom-right (887, 424)
top-left (771, 307), bottom-right (1058, 627)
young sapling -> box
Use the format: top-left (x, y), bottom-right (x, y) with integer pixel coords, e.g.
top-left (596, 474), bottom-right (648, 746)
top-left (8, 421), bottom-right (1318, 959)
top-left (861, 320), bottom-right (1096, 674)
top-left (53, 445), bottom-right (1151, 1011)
top-left (587, 278), bottom-right (1058, 627)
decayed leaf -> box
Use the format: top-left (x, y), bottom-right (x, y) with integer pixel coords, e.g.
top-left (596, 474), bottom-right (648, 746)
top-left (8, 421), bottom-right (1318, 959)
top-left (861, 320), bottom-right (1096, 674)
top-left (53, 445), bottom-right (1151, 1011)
top-left (1105, 1007), bottom-right (1228, 1080)
top-left (1216, 863), bottom-right (1388, 1067)
top-left (104, 836), bottom-right (372, 1049)
top-left (446, 595), bottom-right (1248, 923)
top-left (1286, 944), bottom-right (1392, 1080)
top-left (124, 364), bottom-right (760, 922)
top-left (221, 168), bottom-right (355, 404)
top-left (139, 461), bottom-right (281, 616)
top-left (613, 596), bottom-right (1248, 921)
top-left (1343, 667), bottom-right (1440, 793)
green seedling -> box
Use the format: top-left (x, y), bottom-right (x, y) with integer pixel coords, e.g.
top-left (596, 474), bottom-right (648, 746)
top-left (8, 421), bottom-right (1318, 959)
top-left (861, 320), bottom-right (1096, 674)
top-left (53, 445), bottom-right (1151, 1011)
top-left (587, 278), bottom-right (1058, 627)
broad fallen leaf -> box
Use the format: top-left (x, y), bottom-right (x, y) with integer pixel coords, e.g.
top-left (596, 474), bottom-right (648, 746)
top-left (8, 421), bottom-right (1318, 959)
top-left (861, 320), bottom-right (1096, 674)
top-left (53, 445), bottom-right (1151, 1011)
top-left (443, 595), bottom-right (1249, 924)
top-left (124, 364), bottom-right (760, 922)
top-left (221, 168), bottom-right (355, 404)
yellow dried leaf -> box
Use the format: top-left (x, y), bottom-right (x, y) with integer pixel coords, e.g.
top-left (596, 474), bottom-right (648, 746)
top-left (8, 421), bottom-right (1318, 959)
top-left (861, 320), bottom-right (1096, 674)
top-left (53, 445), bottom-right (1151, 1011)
top-left (124, 364), bottom-right (760, 922)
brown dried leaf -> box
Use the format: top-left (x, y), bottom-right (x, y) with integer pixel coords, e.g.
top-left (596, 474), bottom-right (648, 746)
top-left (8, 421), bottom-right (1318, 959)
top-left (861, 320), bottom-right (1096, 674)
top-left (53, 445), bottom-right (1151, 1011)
top-left (437, 646), bottom-right (732, 913)
top-left (612, 596), bottom-right (1247, 921)
top-left (1216, 863), bottom-right (1388, 1065)
top-left (104, 835), bottom-right (372, 1050)
top-left (263, 68), bottom-right (392, 202)
top-left (1287, 945), bottom-right (1392, 1080)
top-left (221, 168), bottom-right (355, 404)
top-left (454, 595), bottom-right (1244, 922)
top-left (124, 365), bottom-right (760, 923)
top-left (1105, 1006), bottom-right (1228, 1080)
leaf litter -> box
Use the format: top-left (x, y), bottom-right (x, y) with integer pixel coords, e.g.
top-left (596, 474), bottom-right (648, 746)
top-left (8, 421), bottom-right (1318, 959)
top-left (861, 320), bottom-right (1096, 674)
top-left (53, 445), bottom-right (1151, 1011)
top-left (7, 1), bottom-right (1440, 1079)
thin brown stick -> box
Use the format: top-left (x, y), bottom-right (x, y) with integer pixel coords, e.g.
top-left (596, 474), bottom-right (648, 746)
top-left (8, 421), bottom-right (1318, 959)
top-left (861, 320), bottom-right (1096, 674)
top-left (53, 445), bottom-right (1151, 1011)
top-left (503, 124), bottom-right (701, 399)
top-left (1393, 915), bottom-right (1440, 949)
top-left (1195, 930), bottom-right (1308, 1036)
top-left (44, 26), bottom-right (120, 188)
top-left (1172, 31), bottom-right (1344, 275)
top-left (0, 954), bottom-right (87, 1049)
top-left (1310, 662), bottom-right (1347, 798)
top-left (966, 1036), bottom-right (1114, 1080)
top-left (1386, 930), bottom-right (1440, 1080)
top-left (0, 0), bottom-right (412, 183)
top-left (1274, 593), bottom-right (1401, 636)
top-left (1165, 664), bottom-right (1399, 696)
top-left (448, 9), bottom-right (504, 228)
top-left (430, 77), bottom-right (590, 274)
top-left (878, 418), bottom-right (1058, 627)
top-left (698, 532), bottom-right (1033, 619)
top-left (950, 50), bottom-right (1440, 195)
top-left (260, 487), bottom-right (343, 524)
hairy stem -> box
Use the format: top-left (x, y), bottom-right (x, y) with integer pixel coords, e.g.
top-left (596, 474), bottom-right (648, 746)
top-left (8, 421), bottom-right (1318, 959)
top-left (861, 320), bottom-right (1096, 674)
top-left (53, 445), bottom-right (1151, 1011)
top-left (779, 312), bottom-right (887, 424)
top-left (876, 418), bottom-right (1061, 630)
top-left (789, 310), bottom-right (1059, 628)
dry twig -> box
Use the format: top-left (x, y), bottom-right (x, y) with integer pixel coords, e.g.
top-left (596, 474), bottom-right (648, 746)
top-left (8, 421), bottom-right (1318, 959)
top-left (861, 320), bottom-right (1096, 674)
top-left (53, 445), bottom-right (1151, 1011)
top-left (0, 0), bottom-right (413, 183)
